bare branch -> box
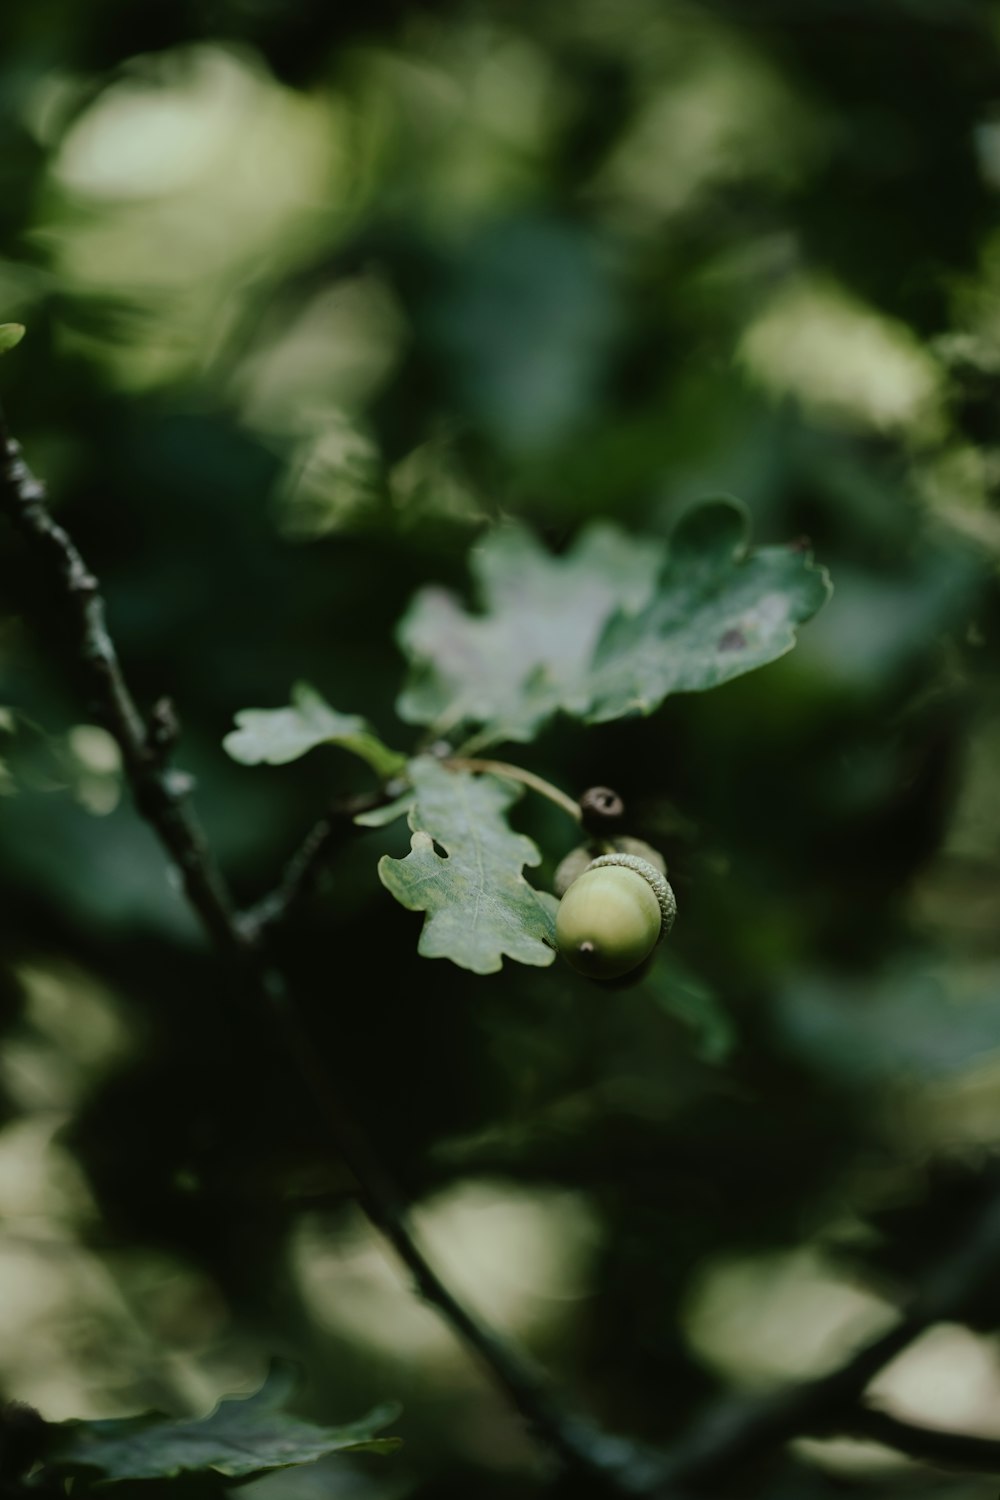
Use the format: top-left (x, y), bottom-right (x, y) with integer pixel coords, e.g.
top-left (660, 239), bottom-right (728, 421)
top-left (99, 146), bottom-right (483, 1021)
top-left (650, 1192), bottom-right (1000, 1494)
top-left (0, 401), bottom-right (645, 1497)
top-left (243, 788), bottom-right (389, 938)
top-left (833, 1405), bottom-right (1000, 1473)
top-left (0, 413), bottom-right (243, 958)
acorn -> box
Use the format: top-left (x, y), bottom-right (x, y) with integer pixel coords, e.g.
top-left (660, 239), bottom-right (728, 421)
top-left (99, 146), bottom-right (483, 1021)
top-left (555, 852), bottom-right (676, 980)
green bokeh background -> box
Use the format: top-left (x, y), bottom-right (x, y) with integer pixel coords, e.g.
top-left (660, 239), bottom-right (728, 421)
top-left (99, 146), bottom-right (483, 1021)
top-left (2, 2), bottom-right (1000, 1495)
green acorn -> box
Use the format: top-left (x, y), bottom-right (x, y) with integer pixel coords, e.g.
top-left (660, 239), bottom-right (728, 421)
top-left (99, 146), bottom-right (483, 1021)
top-left (555, 852), bottom-right (676, 980)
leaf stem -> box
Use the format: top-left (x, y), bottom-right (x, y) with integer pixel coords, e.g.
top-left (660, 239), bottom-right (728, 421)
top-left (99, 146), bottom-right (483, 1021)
top-left (450, 725), bottom-right (508, 758)
top-left (444, 757), bottom-right (581, 822)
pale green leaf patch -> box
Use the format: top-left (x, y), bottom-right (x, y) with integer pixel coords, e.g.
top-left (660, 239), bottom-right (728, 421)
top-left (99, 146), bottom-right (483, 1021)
top-left (0, 323), bottom-right (25, 353)
top-left (396, 520), bottom-right (663, 743)
top-left (224, 682), bottom-right (406, 779)
top-left (378, 758), bottom-right (558, 974)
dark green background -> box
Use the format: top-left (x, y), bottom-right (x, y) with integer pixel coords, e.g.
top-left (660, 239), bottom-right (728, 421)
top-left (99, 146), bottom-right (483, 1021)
top-left (2, 2), bottom-right (1000, 1495)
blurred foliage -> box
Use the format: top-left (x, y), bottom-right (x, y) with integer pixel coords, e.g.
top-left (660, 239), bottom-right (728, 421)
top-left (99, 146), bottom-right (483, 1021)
top-left (3, 0), bottom-right (1000, 1496)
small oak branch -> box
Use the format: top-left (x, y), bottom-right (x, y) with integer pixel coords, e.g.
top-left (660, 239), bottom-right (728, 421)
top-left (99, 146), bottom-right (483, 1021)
top-left (0, 402), bottom-right (643, 1498)
top-left (243, 787), bottom-right (389, 938)
top-left (0, 415), bottom-right (241, 957)
top-left (11, 399), bottom-right (1000, 1500)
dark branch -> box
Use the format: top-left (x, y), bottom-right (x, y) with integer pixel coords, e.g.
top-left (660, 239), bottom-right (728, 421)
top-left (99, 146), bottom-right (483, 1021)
top-left (243, 788), bottom-right (389, 938)
top-left (0, 415), bottom-right (243, 958)
top-left (0, 401), bottom-right (645, 1497)
top-left (833, 1405), bottom-right (1000, 1473)
top-left (651, 1192), bottom-right (1000, 1494)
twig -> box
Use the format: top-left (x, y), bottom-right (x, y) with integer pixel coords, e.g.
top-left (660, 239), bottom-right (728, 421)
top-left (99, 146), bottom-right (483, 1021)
top-left (242, 787), bottom-right (389, 938)
top-left (0, 415), bottom-right (242, 958)
top-left (254, 968), bottom-right (651, 1491)
top-left (650, 1190), bottom-right (1000, 1494)
top-left (0, 403), bottom-right (645, 1496)
top-left (832, 1405), bottom-right (1000, 1473)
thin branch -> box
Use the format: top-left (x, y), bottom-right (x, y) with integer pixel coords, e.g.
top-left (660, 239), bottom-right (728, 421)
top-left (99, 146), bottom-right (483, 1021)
top-left (0, 415), bottom-right (243, 959)
top-left (650, 1191), bottom-right (1000, 1494)
top-left (0, 404), bottom-right (644, 1496)
top-left (831, 1405), bottom-right (1000, 1474)
top-left (243, 787), bottom-right (389, 938)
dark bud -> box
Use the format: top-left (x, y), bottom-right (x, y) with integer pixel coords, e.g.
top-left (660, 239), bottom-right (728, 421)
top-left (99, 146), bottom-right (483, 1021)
top-left (579, 785), bottom-right (625, 835)
top-left (0, 1401), bottom-right (49, 1481)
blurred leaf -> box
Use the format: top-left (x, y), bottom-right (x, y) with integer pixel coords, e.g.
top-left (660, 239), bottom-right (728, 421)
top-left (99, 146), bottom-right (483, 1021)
top-left (378, 757), bottom-right (558, 974)
top-left (223, 683), bottom-right (406, 778)
top-left (425, 217), bottom-right (620, 452)
top-left (0, 322), bottom-right (25, 352)
top-left (773, 962), bottom-right (1000, 1083)
top-left (396, 520), bottom-right (664, 743)
top-left (396, 502), bottom-right (830, 745)
top-left (50, 1365), bottom-right (401, 1484)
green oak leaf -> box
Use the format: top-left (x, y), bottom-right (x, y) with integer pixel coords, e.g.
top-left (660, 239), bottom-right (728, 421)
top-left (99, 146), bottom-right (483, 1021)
top-left (50, 1364), bottom-right (401, 1484)
top-left (584, 498), bottom-right (832, 721)
top-left (396, 521), bottom-right (664, 743)
top-left (395, 501), bottom-right (830, 743)
top-left (378, 757), bottom-right (558, 974)
top-left (223, 683), bottom-right (406, 779)
top-left (0, 323), bottom-right (25, 353)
